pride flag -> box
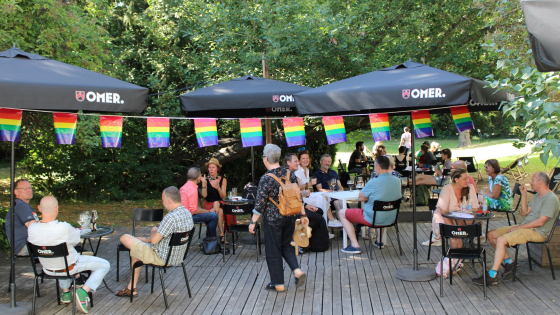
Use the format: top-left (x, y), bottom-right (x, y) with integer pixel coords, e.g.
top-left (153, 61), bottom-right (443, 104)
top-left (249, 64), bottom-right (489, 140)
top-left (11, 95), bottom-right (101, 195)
top-left (100, 116), bottom-right (123, 148)
top-left (53, 113), bottom-right (77, 145)
top-left (147, 117), bottom-right (169, 148)
top-left (323, 116), bottom-right (347, 145)
top-left (194, 119), bottom-right (218, 148)
top-left (411, 110), bottom-right (433, 138)
top-left (0, 108), bottom-right (22, 142)
top-left (450, 106), bottom-right (474, 133)
top-left (239, 119), bottom-right (263, 147)
top-left (369, 113), bottom-right (391, 142)
top-left (283, 117), bottom-right (305, 147)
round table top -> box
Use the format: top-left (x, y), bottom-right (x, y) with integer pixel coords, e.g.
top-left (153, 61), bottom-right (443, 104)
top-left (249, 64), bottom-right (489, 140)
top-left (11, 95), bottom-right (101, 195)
top-left (80, 226), bottom-right (114, 239)
top-left (222, 198), bottom-right (255, 205)
top-left (442, 211), bottom-right (495, 221)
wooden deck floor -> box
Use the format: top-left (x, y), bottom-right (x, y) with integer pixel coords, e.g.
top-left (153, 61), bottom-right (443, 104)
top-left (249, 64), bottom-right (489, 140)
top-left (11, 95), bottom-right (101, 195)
top-left (2, 207), bottom-right (560, 315)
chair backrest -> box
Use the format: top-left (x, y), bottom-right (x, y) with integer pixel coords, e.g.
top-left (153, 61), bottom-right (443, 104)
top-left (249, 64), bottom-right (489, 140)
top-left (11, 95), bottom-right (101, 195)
top-left (337, 159), bottom-right (346, 172)
top-left (132, 208), bottom-right (164, 236)
top-left (223, 203), bottom-right (254, 230)
top-left (439, 223), bottom-right (482, 254)
top-left (549, 167), bottom-right (560, 191)
top-left (543, 212), bottom-right (560, 244)
top-left (512, 183), bottom-right (523, 212)
top-left (428, 198), bottom-right (438, 213)
top-left (458, 157), bottom-right (477, 173)
top-left (394, 156), bottom-right (407, 171)
top-left (26, 242), bottom-right (72, 278)
top-left (371, 199), bottom-right (401, 228)
top-left (163, 228), bottom-right (195, 267)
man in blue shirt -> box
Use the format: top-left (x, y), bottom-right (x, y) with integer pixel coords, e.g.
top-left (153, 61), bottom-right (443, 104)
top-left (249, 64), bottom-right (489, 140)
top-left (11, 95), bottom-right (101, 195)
top-left (312, 154), bottom-right (343, 228)
top-left (337, 156), bottom-right (402, 254)
top-left (4, 179), bottom-right (39, 256)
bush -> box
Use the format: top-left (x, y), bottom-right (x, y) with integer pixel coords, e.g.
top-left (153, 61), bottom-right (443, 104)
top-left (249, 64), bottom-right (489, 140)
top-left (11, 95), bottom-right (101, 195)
top-left (0, 207), bottom-right (10, 251)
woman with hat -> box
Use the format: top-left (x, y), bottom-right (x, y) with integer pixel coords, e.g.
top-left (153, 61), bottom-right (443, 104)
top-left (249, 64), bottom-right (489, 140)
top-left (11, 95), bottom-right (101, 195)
top-left (201, 158), bottom-right (228, 243)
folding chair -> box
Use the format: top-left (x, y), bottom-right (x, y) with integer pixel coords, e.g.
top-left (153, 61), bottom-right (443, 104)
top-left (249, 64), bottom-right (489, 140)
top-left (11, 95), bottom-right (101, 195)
top-left (222, 202), bottom-right (262, 262)
top-left (427, 198), bottom-right (439, 260)
top-left (116, 208), bottom-right (163, 282)
top-left (548, 167), bottom-right (560, 192)
top-left (501, 155), bottom-right (529, 181)
top-left (439, 223), bottom-right (487, 299)
top-left (367, 199), bottom-right (403, 258)
top-left (130, 228), bottom-right (196, 309)
top-left (512, 212), bottom-right (560, 282)
top-left (27, 242), bottom-right (94, 315)
top-left (458, 157), bottom-right (483, 182)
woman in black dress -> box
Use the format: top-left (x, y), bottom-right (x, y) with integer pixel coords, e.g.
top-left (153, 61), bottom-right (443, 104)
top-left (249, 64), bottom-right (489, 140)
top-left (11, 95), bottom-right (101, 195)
top-left (201, 158), bottom-right (227, 243)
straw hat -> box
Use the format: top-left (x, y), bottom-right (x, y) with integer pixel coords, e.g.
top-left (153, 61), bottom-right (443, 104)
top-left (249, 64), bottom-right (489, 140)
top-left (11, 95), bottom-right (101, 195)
top-left (293, 220), bottom-right (312, 247)
top-left (205, 158), bottom-right (222, 169)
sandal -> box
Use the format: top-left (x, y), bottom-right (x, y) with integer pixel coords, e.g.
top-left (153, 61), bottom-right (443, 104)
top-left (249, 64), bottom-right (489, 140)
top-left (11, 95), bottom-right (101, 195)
top-left (115, 288), bottom-right (138, 297)
top-left (220, 236), bottom-right (229, 245)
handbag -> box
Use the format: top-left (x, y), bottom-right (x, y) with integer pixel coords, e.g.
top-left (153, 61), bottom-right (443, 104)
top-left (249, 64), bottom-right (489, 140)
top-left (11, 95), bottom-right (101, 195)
top-left (201, 236), bottom-right (221, 255)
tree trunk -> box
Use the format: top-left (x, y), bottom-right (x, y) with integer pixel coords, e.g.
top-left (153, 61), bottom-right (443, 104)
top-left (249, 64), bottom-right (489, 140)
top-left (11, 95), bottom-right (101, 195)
top-left (457, 130), bottom-right (471, 148)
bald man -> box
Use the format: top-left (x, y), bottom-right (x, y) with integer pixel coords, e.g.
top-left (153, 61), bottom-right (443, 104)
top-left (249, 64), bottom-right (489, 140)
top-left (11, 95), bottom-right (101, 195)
top-left (28, 196), bottom-right (110, 314)
top-left (452, 160), bottom-right (477, 191)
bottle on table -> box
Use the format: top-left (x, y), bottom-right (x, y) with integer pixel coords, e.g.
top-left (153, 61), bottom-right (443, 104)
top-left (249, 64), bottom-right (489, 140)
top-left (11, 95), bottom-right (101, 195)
top-left (482, 198), bottom-right (488, 215)
top-left (467, 196), bottom-right (473, 213)
top-left (461, 196), bottom-right (468, 213)
top-left (91, 210), bottom-right (98, 231)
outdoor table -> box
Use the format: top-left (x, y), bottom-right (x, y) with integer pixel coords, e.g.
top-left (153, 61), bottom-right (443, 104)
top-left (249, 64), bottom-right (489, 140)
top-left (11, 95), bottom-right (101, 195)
top-left (222, 198), bottom-right (255, 244)
top-left (80, 226), bottom-right (114, 292)
top-left (321, 190), bottom-right (362, 248)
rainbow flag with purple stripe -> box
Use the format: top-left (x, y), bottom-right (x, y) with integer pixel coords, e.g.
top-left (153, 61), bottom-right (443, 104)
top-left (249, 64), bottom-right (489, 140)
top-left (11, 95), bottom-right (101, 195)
top-left (323, 116), bottom-right (347, 145)
top-left (194, 119), bottom-right (218, 148)
top-left (283, 117), bottom-right (305, 147)
top-left (0, 108), bottom-right (22, 142)
top-left (100, 116), bottom-right (123, 148)
top-left (369, 113), bottom-right (390, 142)
top-left (54, 113), bottom-right (77, 145)
top-left (240, 119), bottom-right (263, 147)
top-left (450, 106), bottom-right (474, 133)
top-left (411, 110), bottom-right (433, 138)
top-left (147, 118), bottom-right (169, 148)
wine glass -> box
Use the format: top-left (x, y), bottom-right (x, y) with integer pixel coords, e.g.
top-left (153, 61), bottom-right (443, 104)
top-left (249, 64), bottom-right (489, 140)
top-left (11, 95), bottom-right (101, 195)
top-left (356, 177), bottom-right (364, 190)
top-left (347, 180), bottom-right (355, 191)
top-left (77, 213), bottom-right (86, 227)
top-left (330, 178), bottom-right (337, 192)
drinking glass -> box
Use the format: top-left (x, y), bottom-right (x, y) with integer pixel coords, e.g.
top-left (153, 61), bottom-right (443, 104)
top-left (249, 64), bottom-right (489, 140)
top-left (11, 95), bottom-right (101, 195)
top-left (356, 177), bottom-right (364, 190)
top-left (347, 180), bottom-right (355, 191)
top-left (330, 178), bottom-right (337, 192)
top-left (228, 191), bottom-right (233, 199)
top-left (77, 213), bottom-right (86, 227)
top-left (232, 188), bottom-right (238, 197)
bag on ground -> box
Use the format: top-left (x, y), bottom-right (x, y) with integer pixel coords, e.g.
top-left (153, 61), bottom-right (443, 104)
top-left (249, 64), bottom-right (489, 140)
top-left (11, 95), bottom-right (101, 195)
top-left (201, 237), bottom-right (221, 255)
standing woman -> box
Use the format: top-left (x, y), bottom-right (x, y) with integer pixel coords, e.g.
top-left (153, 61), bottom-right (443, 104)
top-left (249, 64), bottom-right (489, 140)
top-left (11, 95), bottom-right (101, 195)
top-left (400, 127), bottom-right (412, 156)
top-left (249, 144), bottom-right (309, 292)
top-left (479, 159), bottom-right (513, 211)
top-left (201, 158), bottom-right (227, 243)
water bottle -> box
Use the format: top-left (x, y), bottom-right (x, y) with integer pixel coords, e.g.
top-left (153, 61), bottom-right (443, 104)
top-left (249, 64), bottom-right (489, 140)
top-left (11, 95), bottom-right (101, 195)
top-left (461, 196), bottom-right (468, 213)
top-left (467, 196), bottom-right (473, 212)
top-left (482, 198), bottom-right (488, 215)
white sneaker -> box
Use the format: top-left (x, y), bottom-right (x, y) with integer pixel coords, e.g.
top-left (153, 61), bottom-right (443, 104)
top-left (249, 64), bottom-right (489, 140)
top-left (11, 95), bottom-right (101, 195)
top-left (329, 233), bottom-right (335, 239)
top-left (421, 238), bottom-right (441, 247)
top-left (328, 220), bottom-right (343, 228)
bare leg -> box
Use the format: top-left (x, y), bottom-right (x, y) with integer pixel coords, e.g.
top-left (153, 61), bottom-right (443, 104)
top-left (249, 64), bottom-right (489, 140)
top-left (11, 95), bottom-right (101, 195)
top-left (214, 201), bottom-right (224, 237)
top-left (327, 209), bottom-right (336, 221)
top-left (337, 208), bottom-right (359, 248)
top-left (492, 236), bottom-right (510, 271)
top-left (415, 174), bottom-right (437, 186)
top-left (119, 234), bottom-right (143, 293)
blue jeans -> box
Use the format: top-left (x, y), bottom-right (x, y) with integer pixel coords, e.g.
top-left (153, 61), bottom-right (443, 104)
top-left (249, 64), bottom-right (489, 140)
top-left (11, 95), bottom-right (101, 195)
top-left (264, 215), bottom-right (300, 285)
top-left (193, 212), bottom-right (219, 237)
top-left (46, 255), bottom-right (110, 292)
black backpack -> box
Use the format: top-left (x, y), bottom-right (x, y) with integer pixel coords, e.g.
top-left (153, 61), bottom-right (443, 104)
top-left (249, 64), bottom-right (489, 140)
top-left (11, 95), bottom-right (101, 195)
top-left (242, 182), bottom-right (257, 199)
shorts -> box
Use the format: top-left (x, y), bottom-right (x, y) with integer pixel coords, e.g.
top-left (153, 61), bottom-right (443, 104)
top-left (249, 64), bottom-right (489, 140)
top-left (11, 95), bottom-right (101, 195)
top-left (130, 239), bottom-right (165, 266)
top-left (494, 225), bottom-right (546, 246)
top-left (345, 208), bottom-right (371, 226)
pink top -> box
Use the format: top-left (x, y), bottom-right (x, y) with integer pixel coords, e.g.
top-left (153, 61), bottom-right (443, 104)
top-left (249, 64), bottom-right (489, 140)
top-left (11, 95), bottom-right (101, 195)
top-left (468, 175), bottom-right (477, 192)
top-left (180, 180), bottom-right (199, 214)
top-left (436, 183), bottom-right (478, 214)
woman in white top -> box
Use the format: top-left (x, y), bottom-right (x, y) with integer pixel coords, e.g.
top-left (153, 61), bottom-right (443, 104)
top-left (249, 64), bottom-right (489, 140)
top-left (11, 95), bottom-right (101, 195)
top-left (295, 150), bottom-right (311, 189)
top-left (400, 127), bottom-right (411, 156)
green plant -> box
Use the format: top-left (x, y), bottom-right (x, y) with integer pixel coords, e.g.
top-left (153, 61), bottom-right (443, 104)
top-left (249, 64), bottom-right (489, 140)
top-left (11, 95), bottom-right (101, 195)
top-left (0, 207), bottom-right (10, 251)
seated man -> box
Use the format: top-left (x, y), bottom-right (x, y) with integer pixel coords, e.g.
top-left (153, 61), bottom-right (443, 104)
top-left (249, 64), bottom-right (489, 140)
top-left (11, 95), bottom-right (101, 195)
top-left (312, 154), bottom-right (343, 228)
top-left (117, 186), bottom-right (194, 297)
top-left (337, 156), bottom-right (402, 254)
top-left (180, 167), bottom-right (219, 238)
top-left (5, 179), bottom-right (39, 256)
top-left (474, 172), bottom-right (560, 286)
top-left (28, 196), bottom-right (110, 314)
top-left (348, 141), bottom-right (369, 175)
top-left (417, 144), bottom-right (437, 169)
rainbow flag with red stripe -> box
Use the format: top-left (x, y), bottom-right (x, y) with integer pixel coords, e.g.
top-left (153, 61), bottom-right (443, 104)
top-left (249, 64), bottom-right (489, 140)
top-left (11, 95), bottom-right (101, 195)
top-left (283, 117), bottom-right (305, 147)
top-left (0, 108), bottom-right (22, 142)
top-left (53, 113), bottom-right (77, 145)
top-left (194, 119), bottom-right (218, 148)
top-left (369, 113), bottom-right (390, 142)
top-left (147, 118), bottom-right (170, 148)
top-left (100, 116), bottom-right (123, 148)
top-left (411, 110), bottom-right (433, 138)
top-left (323, 116), bottom-right (347, 145)
top-left (239, 119), bottom-right (263, 147)
top-left (450, 106), bottom-right (474, 133)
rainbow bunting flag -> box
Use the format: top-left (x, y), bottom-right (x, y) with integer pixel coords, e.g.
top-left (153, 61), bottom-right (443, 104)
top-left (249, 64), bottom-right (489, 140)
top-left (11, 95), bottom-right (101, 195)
top-left (369, 113), bottom-right (391, 142)
top-left (0, 108), bottom-right (22, 142)
top-left (53, 113), bottom-right (77, 145)
top-left (411, 110), bottom-right (434, 138)
top-left (239, 119), bottom-right (263, 148)
top-left (283, 117), bottom-right (305, 147)
top-left (323, 116), bottom-right (347, 145)
top-left (450, 106), bottom-right (474, 133)
top-left (147, 117), bottom-right (170, 148)
top-left (100, 116), bottom-right (123, 148)
top-left (194, 119), bottom-right (218, 148)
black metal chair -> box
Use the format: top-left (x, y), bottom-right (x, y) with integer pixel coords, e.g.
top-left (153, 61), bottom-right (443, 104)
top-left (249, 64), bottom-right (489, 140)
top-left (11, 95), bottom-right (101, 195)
top-left (427, 198), bottom-right (439, 260)
top-left (512, 212), bottom-right (560, 282)
top-left (222, 202), bottom-right (262, 262)
top-left (27, 242), bottom-right (94, 315)
top-left (116, 208), bottom-right (164, 281)
top-left (439, 223), bottom-right (487, 299)
top-left (8, 254), bottom-right (42, 295)
top-left (130, 227), bottom-right (196, 309)
top-left (367, 199), bottom-right (403, 258)
top-left (458, 156), bottom-right (483, 182)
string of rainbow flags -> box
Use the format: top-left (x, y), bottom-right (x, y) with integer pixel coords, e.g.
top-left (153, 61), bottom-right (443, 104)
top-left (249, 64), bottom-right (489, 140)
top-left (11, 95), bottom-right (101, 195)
top-left (0, 107), bottom-right (475, 148)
